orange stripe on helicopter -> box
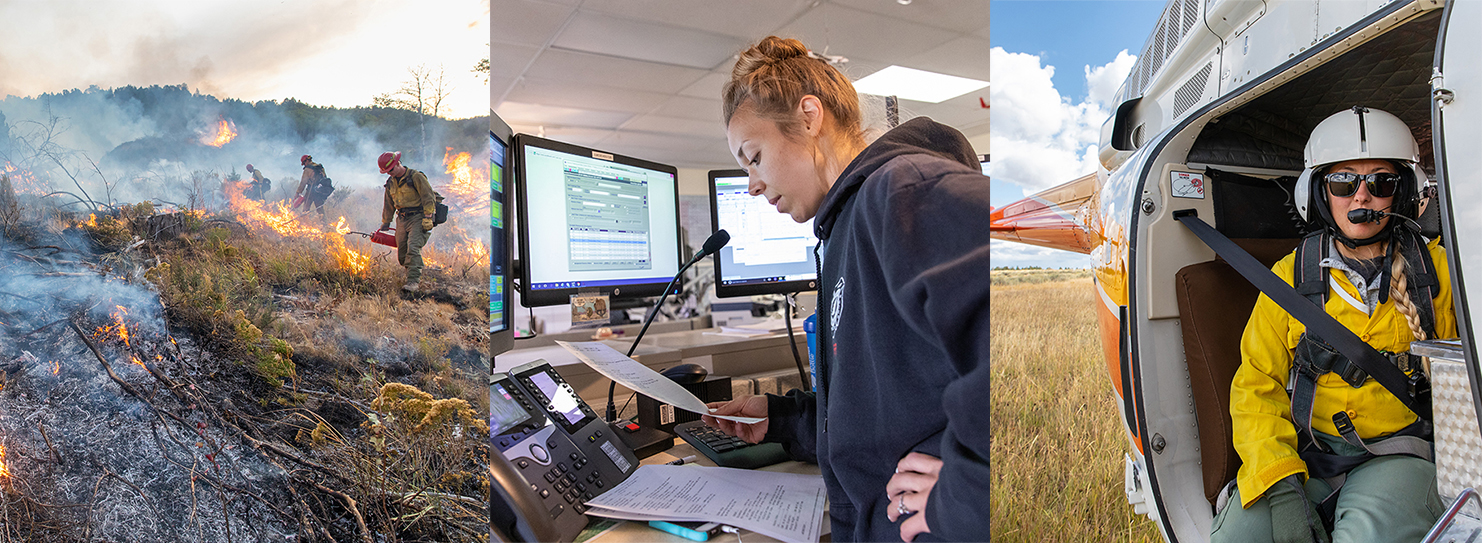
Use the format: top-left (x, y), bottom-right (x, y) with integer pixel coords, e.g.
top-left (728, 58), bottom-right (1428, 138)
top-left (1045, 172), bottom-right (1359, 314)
top-left (989, 173), bottom-right (1099, 254)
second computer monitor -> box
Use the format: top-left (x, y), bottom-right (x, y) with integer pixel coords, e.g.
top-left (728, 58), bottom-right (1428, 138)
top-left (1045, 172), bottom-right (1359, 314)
top-left (513, 134), bottom-right (683, 307)
top-left (708, 169), bottom-right (819, 298)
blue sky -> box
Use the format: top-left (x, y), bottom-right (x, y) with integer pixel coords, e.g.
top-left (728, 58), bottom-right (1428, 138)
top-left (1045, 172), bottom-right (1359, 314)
top-left (991, 0), bottom-right (1166, 268)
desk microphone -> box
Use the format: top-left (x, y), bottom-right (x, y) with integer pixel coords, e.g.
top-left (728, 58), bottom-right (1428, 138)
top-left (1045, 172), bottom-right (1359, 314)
top-left (606, 229), bottom-right (731, 422)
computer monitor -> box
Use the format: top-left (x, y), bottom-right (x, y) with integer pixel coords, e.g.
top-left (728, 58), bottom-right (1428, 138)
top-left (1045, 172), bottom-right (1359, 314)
top-left (490, 110), bottom-right (514, 356)
top-left (512, 134), bottom-right (683, 307)
top-left (707, 169), bottom-right (819, 298)
top-left (978, 154), bottom-right (990, 176)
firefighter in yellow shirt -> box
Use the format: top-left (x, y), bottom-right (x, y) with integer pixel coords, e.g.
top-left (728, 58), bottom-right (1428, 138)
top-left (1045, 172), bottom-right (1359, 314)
top-left (294, 154), bottom-right (333, 215)
top-left (378, 151), bottom-right (436, 292)
top-left (1213, 107), bottom-right (1454, 543)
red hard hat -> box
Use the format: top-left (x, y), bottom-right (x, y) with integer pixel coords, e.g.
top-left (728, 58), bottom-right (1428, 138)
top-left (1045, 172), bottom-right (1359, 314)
top-left (300, 154), bottom-right (311, 165)
top-left (378, 151), bottom-right (402, 174)
top-left (245, 164), bottom-right (254, 172)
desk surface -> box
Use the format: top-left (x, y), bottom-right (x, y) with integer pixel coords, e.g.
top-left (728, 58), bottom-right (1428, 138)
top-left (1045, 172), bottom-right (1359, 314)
top-left (584, 440), bottom-right (829, 543)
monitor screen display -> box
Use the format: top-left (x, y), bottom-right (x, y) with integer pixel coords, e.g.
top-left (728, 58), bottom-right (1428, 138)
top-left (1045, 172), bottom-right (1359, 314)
top-left (708, 170), bottom-right (819, 298)
top-left (490, 109), bottom-right (515, 356)
top-left (488, 381), bottom-right (532, 435)
top-left (978, 154), bottom-right (990, 176)
top-left (514, 134), bottom-right (682, 306)
top-left (490, 130), bottom-right (509, 334)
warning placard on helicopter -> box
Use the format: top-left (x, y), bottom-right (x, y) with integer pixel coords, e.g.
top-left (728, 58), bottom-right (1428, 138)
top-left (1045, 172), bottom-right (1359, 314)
top-left (1171, 171), bottom-right (1205, 199)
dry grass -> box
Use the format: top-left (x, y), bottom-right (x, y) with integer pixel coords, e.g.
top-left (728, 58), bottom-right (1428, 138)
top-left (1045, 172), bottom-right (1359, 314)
top-left (77, 202), bottom-right (491, 540)
top-left (991, 268), bottom-right (1095, 285)
top-left (991, 274), bottom-right (1162, 542)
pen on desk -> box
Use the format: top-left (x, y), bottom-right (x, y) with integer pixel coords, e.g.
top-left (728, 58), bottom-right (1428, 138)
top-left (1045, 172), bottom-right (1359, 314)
top-left (665, 455), bottom-right (698, 466)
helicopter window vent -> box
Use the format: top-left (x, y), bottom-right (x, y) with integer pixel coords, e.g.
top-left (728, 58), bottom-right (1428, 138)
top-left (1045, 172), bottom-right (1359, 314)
top-left (1132, 124), bottom-right (1147, 149)
top-left (1181, 0), bottom-right (1200, 38)
top-left (1151, 19), bottom-right (1168, 79)
top-left (1173, 62), bottom-right (1213, 118)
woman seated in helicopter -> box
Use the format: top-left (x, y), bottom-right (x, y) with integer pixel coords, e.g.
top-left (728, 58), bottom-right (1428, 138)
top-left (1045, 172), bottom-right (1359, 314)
top-left (1213, 106), bottom-right (1456, 543)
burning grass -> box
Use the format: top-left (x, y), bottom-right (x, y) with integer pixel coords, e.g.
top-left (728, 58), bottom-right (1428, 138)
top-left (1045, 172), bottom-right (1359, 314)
top-left (990, 275), bottom-right (1162, 542)
top-left (0, 171), bottom-right (491, 540)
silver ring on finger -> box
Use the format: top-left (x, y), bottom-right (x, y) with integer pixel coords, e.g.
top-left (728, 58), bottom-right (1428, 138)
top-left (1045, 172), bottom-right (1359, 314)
top-left (897, 494), bottom-right (910, 517)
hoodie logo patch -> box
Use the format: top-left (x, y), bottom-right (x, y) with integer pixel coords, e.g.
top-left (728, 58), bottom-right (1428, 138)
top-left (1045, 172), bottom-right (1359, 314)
top-left (830, 277), bottom-right (845, 335)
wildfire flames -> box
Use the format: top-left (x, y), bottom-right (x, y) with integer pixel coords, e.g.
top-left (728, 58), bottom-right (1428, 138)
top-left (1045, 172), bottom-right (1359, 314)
top-left (201, 118), bottom-right (238, 147)
top-left (331, 217), bottom-right (371, 274)
top-left (222, 180), bottom-right (373, 275)
top-left (100, 305), bottom-right (133, 348)
top-left (441, 147), bottom-right (488, 216)
top-left (0, 444), bottom-right (9, 479)
top-left (2, 161), bottom-right (47, 195)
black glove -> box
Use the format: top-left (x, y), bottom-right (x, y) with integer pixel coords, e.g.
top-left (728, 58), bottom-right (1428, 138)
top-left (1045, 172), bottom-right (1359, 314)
top-left (1267, 475), bottom-right (1329, 543)
top-left (380, 223), bottom-right (390, 231)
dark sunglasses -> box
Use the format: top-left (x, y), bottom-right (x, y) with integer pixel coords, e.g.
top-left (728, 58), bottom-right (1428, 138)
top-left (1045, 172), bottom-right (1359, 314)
top-left (1325, 171), bottom-right (1401, 198)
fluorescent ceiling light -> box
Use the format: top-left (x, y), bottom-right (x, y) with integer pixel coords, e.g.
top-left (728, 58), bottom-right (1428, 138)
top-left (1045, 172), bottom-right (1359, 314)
top-left (852, 65), bottom-right (989, 104)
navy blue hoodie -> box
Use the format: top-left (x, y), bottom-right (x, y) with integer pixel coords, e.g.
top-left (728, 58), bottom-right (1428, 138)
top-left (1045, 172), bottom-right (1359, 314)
top-left (762, 117), bottom-right (991, 542)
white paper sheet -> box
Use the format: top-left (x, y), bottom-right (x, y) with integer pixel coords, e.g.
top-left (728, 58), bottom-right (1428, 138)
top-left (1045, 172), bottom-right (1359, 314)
top-left (556, 341), bottom-right (764, 424)
top-left (583, 464), bottom-right (828, 543)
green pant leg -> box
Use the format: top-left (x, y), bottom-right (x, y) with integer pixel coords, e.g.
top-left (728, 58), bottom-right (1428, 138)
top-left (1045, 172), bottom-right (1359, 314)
top-left (403, 214), bottom-right (429, 283)
top-left (395, 217), bottom-right (410, 266)
top-left (1211, 477), bottom-right (1334, 543)
top-left (1328, 454), bottom-right (1441, 543)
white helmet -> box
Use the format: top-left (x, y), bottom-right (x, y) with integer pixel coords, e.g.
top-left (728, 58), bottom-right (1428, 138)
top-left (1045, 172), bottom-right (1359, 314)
top-left (1294, 106), bottom-right (1426, 223)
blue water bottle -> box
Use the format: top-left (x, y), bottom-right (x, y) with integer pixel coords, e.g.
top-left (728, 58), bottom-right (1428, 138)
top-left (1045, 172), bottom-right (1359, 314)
top-left (804, 314), bottom-right (818, 391)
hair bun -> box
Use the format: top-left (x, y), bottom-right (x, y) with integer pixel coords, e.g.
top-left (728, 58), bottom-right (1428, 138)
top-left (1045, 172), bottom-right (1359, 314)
top-left (754, 36), bottom-right (810, 63)
top-left (733, 36), bottom-right (811, 77)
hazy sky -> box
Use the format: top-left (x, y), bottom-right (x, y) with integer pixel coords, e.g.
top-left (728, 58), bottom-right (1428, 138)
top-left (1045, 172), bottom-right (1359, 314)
top-left (0, 0), bottom-right (491, 119)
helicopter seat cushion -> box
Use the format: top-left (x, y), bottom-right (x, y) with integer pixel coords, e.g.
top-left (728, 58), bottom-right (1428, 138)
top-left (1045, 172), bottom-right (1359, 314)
top-left (1175, 237), bottom-right (1299, 506)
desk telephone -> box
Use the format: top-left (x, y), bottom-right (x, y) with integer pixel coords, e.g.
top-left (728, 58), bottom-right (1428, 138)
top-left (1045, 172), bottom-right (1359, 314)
top-left (489, 361), bottom-right (640, 542)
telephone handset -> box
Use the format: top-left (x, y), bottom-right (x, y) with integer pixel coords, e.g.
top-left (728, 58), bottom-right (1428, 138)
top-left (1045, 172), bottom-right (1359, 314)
top-left (489, 361), bottom-right (641, 542)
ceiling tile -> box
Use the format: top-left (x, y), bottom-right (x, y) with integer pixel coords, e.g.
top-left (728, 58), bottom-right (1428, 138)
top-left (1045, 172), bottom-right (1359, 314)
top-left (830, 0), bottom-right (989, 36)
top-left (621, 115), bottom-right (728, 139)
top-left (507, 125), bottom-right (616, 147)
top-left (579, 0), bottom-right (815, 40)
top-left (490, 0), bottom-right (576, 48)
top-left (901, 36), bottom-right (990, 82)
top-left (775, 4), bottom-right (956, 64)
top-left (654, 96), bottom-right (723, 123)
top-left (553, 12), bottom-right (749, 70)
top-left (597, 131), bottom-right (719, 153)
top-left (496, 102), bottom-right (635, 130)
top-left (526, 48), bottom-right (709, 94)
top-left (679, 72), bottom-right (730, 99)
top-left (489, 42), bottom-right (541, 78)
top-left (505, 77), bottom-right (670, 113)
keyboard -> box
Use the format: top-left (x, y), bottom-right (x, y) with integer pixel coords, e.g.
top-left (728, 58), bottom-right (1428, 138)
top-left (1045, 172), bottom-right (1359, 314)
top-left (674, 421), bottom-right (790, 469)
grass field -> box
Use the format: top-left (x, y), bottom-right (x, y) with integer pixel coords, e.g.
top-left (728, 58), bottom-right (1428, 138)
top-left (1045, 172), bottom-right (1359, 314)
top-left (991, 272), bottom-right (1163, 542)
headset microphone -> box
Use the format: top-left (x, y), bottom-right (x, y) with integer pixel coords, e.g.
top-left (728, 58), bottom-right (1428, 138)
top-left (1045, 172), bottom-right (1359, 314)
top-left (1347, 209), bottom-right (1387, 224)
top-left (1346, 208), bottom-right (1425, 232)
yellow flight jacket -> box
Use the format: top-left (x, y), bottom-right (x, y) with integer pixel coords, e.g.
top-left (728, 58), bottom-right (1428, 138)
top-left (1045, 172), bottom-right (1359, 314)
top-left (1232, 237), bottom-right (1454, 508)
top-left (381, 168), bottom-right (435, 226)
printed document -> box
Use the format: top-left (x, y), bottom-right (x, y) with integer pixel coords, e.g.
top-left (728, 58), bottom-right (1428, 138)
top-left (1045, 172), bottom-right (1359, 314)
top-left (583, 464), bottom-right (827, 543)
top-left (556, 341), bottom-right (763, 424)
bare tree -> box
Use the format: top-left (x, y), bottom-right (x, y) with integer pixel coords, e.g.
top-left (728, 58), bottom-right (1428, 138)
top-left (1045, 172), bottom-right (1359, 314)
top-left (374, 64), bottom-right (452, 164)
top-left (473, 57), bottom-right (489, 85)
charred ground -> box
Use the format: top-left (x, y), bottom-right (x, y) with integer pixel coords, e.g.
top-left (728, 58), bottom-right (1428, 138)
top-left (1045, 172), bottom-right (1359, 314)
top-left (0, 170), bottom-right (491, 540)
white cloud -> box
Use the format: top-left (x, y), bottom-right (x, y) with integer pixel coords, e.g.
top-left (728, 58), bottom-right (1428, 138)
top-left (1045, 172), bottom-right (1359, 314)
top-left (991, 240), bottom-right (1092, 269)
top-left (989, 47), bottom-right (1136, 269)
top-left (1086, 50), bottom-right (1138, 111)
top-left (988, 47), bottom-right (1135, 194)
